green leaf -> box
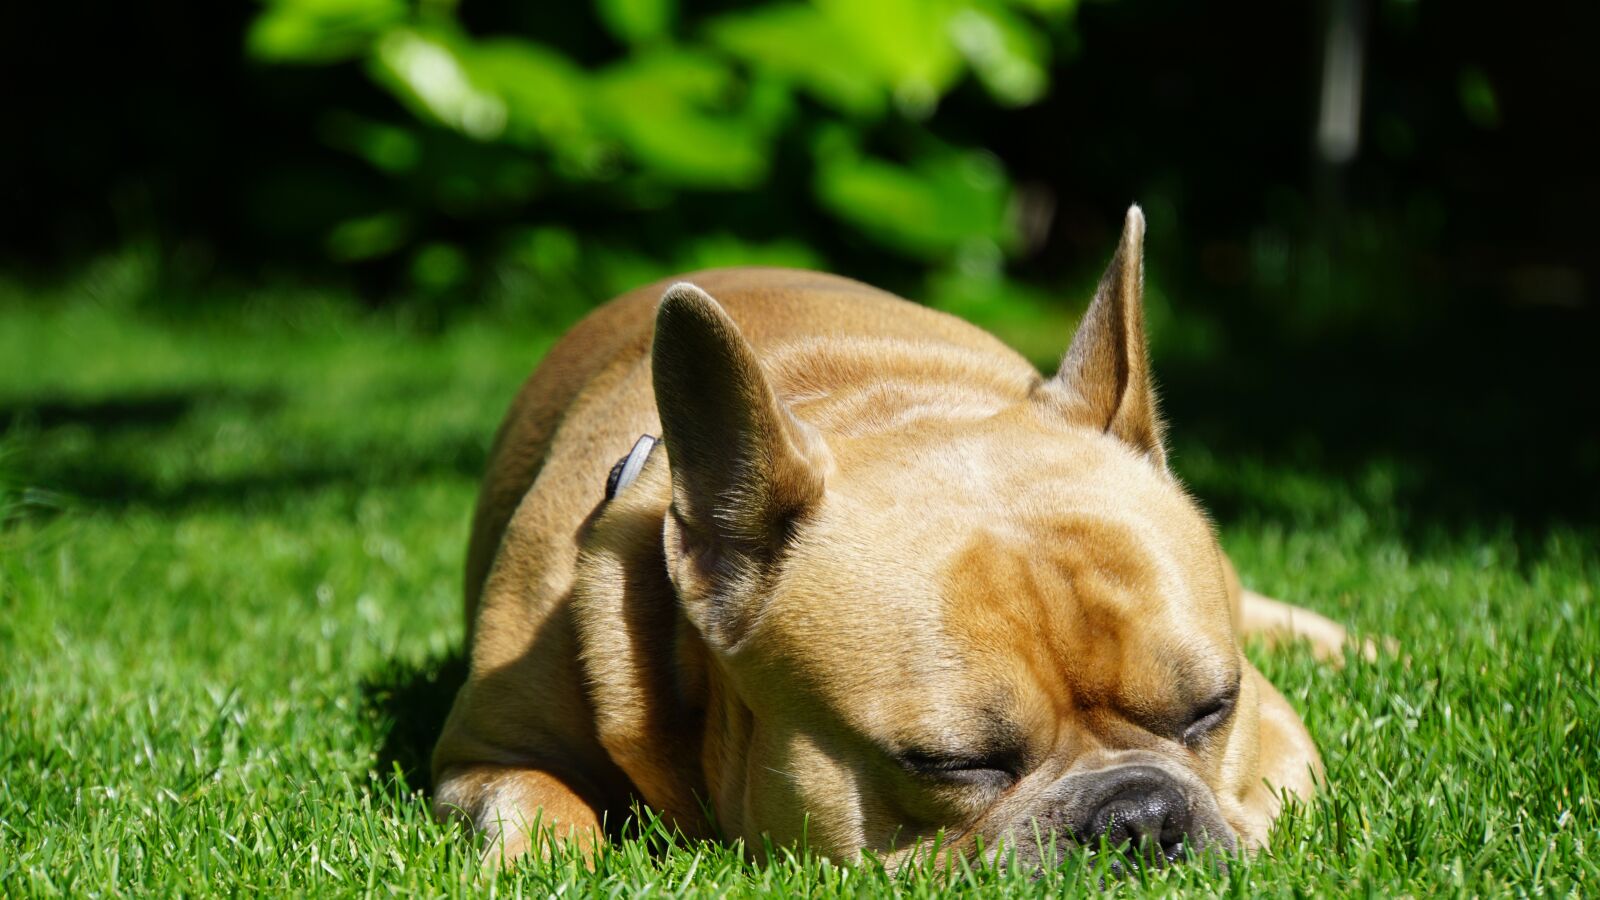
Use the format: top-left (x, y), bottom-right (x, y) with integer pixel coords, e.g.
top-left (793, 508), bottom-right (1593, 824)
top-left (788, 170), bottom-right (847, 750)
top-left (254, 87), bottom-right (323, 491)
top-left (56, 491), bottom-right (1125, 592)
top-left (369, 28), bottom-right (507, 140)
top-left (325, 211), bottom-right (413, 261)
top-left (1001, 0), bottom-right (1078, 16)
top-left (247, 0), bottom-right (407, 64)
top-left (1458, 67), bottom-right (1500, 129)
top-left (591, 51), bottom-right (781, 188)
top-left (505, 226), bottom-right (582, 277)
top-left (813, 135), bottom-right (1015, 260)
top-left (815, 0), bottom-right (965, 118)
top-left (470, 39), bottom-right (606, 170)
top-left (410, 242), bottom-right (469, 290)
top-left (950, 1), bottom-right (1051, 106)
top-left (706, 4), bottom-right (886, 117)
top-left (319, 112), bottom-right (422, 173)
top-left (595, 0), bottom-right (677, 46)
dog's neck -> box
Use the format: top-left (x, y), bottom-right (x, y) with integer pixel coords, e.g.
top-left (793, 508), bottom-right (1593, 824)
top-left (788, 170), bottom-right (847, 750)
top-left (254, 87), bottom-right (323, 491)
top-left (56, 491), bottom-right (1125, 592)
top-left (569, 454), bottom-right (719, 836)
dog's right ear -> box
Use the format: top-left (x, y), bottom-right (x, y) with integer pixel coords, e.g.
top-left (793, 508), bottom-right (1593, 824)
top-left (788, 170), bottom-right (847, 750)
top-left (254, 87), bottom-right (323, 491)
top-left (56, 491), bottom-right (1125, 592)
top-left (652, 283), bottom-right (830, 647)
top-left (1039, 205), bottom-right (1168, 471)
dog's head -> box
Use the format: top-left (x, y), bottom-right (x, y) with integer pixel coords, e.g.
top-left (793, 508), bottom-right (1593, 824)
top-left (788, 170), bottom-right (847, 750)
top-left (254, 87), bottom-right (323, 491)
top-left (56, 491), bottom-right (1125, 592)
top-left (651, 208), bottom-right (1258, 868)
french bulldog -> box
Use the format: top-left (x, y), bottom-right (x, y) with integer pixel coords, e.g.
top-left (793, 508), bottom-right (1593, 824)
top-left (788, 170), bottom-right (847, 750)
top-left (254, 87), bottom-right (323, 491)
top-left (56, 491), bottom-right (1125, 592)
top-left (432, 207), bottom-right (1352, 869)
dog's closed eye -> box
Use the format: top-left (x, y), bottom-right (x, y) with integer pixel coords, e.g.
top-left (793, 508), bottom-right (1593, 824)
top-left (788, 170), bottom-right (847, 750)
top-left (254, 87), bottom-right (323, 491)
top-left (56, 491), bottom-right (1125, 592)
top-left (1181, 685), bottom-right (1239, 747)
top-left (897, 748), bottom-right (1021, 788)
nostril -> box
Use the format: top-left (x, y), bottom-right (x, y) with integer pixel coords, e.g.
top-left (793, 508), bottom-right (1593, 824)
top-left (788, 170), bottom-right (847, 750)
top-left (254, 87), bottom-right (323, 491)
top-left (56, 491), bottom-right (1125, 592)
top-left (1084, 781), bottom-right (1192, 862)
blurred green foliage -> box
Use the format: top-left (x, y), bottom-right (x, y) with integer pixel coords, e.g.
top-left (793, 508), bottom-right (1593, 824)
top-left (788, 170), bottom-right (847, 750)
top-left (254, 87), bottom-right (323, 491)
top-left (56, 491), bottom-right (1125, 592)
top-left (247, 0), bottom-right (1079, 295)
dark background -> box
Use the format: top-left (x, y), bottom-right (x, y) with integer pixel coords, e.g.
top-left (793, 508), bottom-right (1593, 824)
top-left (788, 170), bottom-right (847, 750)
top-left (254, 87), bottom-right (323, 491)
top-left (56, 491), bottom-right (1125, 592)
top-left (3, 0), bottom-right (1596, 528)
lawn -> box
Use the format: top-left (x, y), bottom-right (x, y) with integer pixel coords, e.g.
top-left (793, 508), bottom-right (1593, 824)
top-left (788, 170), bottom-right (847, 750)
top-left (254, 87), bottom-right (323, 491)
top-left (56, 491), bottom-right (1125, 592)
top-left (2, 272), bottom-right (1595, 895)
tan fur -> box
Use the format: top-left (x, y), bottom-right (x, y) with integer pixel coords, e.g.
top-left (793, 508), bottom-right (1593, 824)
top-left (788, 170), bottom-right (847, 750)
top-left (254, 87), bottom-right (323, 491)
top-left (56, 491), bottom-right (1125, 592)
top-left (433, 208), bottom-right (1350, 868)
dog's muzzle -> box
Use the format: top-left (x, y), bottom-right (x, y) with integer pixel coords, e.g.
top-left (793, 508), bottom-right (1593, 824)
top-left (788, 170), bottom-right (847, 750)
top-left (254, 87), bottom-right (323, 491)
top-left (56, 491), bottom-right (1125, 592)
top-left (996, 762), bottom-right (1236, 871)
top-left (1069, 765), bottom-right (1204, 863)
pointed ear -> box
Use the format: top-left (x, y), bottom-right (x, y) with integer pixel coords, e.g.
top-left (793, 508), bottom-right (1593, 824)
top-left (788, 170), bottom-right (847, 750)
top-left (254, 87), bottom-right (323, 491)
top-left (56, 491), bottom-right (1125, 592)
top-left (1041, 205), bottom-right (1167, 469)
top-left (652, 283), bottom-right (829, 643)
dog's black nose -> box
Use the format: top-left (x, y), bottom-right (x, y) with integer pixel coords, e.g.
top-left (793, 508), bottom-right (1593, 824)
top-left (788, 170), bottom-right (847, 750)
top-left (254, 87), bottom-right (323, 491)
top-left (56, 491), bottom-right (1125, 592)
top-left (1078, 767), bottom-right (1193, 862)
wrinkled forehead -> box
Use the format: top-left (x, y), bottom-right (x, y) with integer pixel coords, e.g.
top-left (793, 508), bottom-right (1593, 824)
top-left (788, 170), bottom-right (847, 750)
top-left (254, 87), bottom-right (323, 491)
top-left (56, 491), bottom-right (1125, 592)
top-left (938, 514), bottom-right (1235, 677)
top-left (808, 420), bottom-right (1223, 579)
top-left (754, 426), bottom-right (1232, 719)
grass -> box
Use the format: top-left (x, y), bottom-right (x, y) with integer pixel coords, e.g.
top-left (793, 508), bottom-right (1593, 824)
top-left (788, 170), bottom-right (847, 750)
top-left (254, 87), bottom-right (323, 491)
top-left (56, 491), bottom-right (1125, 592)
top-left (1, 276), bottom-right (1596, 895)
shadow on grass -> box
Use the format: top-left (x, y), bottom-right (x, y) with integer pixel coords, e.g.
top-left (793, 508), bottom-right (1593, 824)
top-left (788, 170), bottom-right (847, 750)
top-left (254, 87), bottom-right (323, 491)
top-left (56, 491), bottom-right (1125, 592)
top-left (21, 449), bottom-right (488, 514)
top-left (361, 651), bottom-right (467, 794)
top-left (1, 384), bottom-right (491, 517)
top-left (0, 387), bottom-right (277, 433)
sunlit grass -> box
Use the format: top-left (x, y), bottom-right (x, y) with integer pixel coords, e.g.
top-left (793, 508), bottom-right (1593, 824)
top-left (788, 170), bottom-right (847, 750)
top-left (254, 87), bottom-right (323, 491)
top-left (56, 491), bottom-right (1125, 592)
top-left (1, 287), bottom-right (1595, 894)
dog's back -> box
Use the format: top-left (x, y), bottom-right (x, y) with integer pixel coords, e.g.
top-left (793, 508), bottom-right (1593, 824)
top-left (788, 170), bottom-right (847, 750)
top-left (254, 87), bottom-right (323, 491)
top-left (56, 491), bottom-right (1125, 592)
top-left (463, 266), bottom-right (1032, 628)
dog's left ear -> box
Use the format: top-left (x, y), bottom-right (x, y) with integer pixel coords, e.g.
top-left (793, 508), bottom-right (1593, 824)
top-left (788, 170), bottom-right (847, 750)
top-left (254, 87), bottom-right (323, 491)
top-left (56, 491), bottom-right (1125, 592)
top-left (1040, 205), bottom-right (1167, 470)
top-left (652, 282), bottom-right (830, 648)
